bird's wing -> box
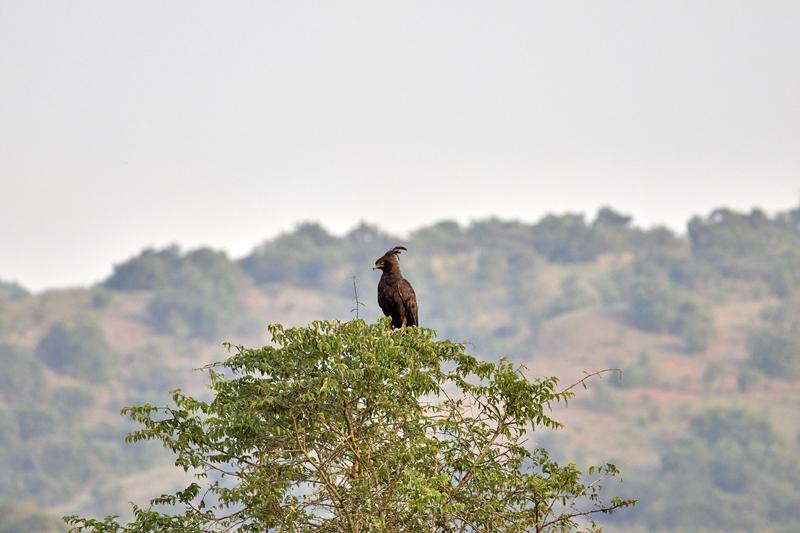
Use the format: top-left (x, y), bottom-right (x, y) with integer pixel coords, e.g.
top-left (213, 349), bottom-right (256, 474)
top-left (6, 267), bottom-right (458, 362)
top-left (377, 283), bottom-right (392, 317)
top-left (399, 278), bottom-right (419, 326)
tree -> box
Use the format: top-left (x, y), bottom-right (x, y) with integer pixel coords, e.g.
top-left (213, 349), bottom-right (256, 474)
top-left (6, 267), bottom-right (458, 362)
top-left (0, 343), bottom-right (44, 403)
top-left (611, 408), bottom-right (800, 532)
top-left (687, 208), bottom-right (800, 297)
top-left (240, 222), bottom-right (344, 287)
top-left (36, 317), bottom-right (113, 383)
top-left (530, 214), bottom-right (608, 262)
top-left (104, 246), bottom-right (247, 339)
top-left (623, 269), bottom-right (715, 353)
top-left (104, 247), bottom-right (183, 291)
top-left (747, 327), bottom-right (800, 378)
top-left (66, 319), bottom-right (634, 532)
top-left (0, 279), bottom-right (29, 302)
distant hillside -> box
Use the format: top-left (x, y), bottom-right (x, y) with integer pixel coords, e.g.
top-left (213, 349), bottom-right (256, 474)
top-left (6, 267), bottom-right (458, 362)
top-left (1, 205), bottom-right (799, 532)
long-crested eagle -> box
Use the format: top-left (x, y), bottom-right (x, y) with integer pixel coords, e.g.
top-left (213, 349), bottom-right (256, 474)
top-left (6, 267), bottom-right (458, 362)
top-left (373, 246), bottom-right (418, 329)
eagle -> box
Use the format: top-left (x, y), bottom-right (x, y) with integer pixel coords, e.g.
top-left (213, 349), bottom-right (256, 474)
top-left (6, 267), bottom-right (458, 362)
top-left (373, 246), bottom-right (418, 329)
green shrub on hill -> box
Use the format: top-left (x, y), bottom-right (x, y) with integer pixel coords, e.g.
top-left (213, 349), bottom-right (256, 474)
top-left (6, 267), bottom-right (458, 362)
top-left (16, 406), bottom-right (57, 440)
top-left (747, 327), bottom-right (800, 379)
top-left (35, 317), bottom-right (113, 383)
top-left (530, 213), bottom-right (609, 262)
top-left (0, 500), bottom-right (66, 533)
top-left (105, 246), bottom-right (247, 339)
top-left (626, 275), bottom-right (679, 332)
top-left (50, 386), bottom-right (94, 421)
top-left (104, 246), bottom-right (183, 291)
top-left (621, 263), bottom-right (715, 353)
top-left (673, 298), bottom-right (715, 353)
top-left (343, 222), bottom-right (397, 261)
top-left (0, 279), bottom-right (29, 302)
top-left (0, 343), bottom-right (44, 403)
top-left (120, 344), bottom-right (177, 395)
top-left (545, 275), bottom-right (596, 318)
top-left (592, 206), bottom-right (638, 252)
top-left (151, 249), bottom-right (246, 339)
top-left (688, 207), bottom-right (800, 298)
top-left (240, 222), bottom-right (344, 286)
top-left (611, 408), bottom-right (800, 532)
top-left (410, 219), bottom-right (473, 255)
top-left (610, 352), bottom-right (654, 389)
top-left (0, 405), bottom-right (17, 449)
top-left (761, 296), bottom-right (800, 332)
top-left (148, 285), bottom-right (236, 339)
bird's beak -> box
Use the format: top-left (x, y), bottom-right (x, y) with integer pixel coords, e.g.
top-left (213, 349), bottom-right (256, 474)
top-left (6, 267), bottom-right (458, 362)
top-left (372, 262), bottom-right (383, 270)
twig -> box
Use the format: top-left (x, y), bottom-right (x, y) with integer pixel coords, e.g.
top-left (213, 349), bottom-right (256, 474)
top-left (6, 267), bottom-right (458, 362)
top-left (350, 276), bottom-right (366, 319)
top-left (560, 368), bottom-right (622, 394)
top-left (540, 500), bottom-right (633, 529)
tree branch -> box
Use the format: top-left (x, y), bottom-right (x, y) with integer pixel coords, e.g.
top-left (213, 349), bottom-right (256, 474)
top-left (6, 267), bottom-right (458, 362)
top-left (559, 368), bottom-right (622, 394)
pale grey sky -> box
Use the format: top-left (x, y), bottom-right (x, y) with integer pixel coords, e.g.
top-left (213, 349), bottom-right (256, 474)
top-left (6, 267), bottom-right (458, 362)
top-left (1, 1), bottom-right (798, 291)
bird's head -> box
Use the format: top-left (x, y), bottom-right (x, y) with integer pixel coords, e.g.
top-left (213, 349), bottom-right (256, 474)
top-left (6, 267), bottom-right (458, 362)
top-left (373, 246), bottom-right (407, 272)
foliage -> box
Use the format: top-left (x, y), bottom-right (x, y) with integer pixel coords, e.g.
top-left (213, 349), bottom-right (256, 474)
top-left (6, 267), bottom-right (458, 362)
top-left (242, 222), bottom-right (399, 305)
top-left (105, 246), bottom-right (246, 339)
top-left (609, 352), bottom-right (654, 389)
top-left (611, 408), bottom-right (800, 532)
top-left (761, 296), bottom-right (800, 332)
top-left (50, 386), bottom-right (95, 421)
top-left (688, 207), bottom-right (800, 297)
top-left (0, 398), bottom-right (162, 510)
top-left (147, 285), bottom-right (234, 340)
top-left (240, 222), bottom-right (346, 287)
top-left (36, 317), bottom-right (114, 383)
top-left (0, 342), bottom-right (44, 403)
top-left (104, 247), bottom-right (184, 291)
top-left (0, 500), bottom-right (66, 533)
top-left (625, 275), bottom-right (678, 332)
top-left (545, 276), bottom-right (596, 318)
top-left (0, 279), bottom-right (29, 302)
top-left (622, 270), bottom-right (714, 353)
top-left (530, 214), bottom-right (609, 262)
top-left (747, 327), bottom-right (800, 379)
top-left (672, 298), bottom-right (715, 353)
top-left (66, 319), bottom-right (634, 532)
top-left (16, 406), bottom-right (57, 440)
top-left (592, 206), bottom-right (637, 253)
top-left (633, 245), bottom-right (704, 290)
top-left (90, 290), bottom-right (112, 309)
top-left (0, 333), bottom-right (163, 512)
top-left (121, 344), bottom-right (181, 397)
top-left (736, 365), bottom-right (764, 393)
top-left (1, 205), bottom-right (799, 531)
top-left (410, 220), bottom-right (473, 255)
top-left (144, 248), bottom-right (246, 339)
top-left (593, 207), bottom-right (632, 228)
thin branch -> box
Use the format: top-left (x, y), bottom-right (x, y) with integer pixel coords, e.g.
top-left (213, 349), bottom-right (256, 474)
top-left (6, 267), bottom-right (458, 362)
top-left (559, 368), bottom-right (622, 394)
top-left (350, 276), bottom-right (366, 319)
top-left (290, 413), bottom-right (346, 515)
top-left (450, 407), bottom-right (508, 496)
top-left (540, 501), bottom-right (632, 529)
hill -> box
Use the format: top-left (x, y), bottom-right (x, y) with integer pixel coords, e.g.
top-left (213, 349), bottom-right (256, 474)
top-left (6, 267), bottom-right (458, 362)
top-left (1, 205), bottom-right (799, 531)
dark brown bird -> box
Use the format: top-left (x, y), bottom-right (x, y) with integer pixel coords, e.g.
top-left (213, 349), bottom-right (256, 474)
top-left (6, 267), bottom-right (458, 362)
top-left (373, 246), bottom-right (418, 329)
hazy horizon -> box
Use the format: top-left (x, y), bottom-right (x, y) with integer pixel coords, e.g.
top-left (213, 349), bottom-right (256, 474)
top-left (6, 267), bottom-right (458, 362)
top-left (4, 201), bottom-right (800, 293)
top-left (2, 1), bottom-right (798, 291)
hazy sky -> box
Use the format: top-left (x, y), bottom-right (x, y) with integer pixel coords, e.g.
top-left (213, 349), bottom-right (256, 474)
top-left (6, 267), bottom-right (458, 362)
top-left (1, 1), bottom-right (798, 291)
